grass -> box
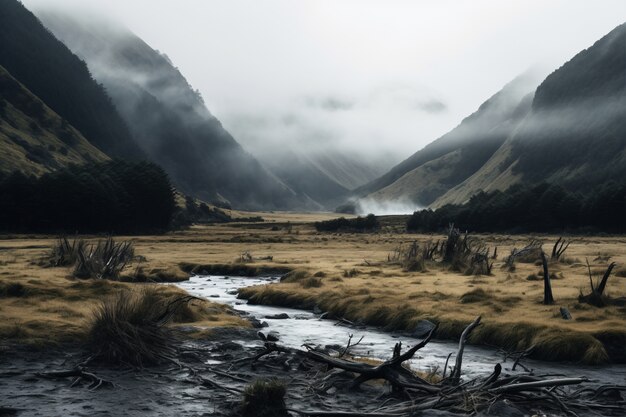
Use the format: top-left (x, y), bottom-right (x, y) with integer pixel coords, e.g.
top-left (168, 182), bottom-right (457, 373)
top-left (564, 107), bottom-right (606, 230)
top-left (2, 217), bottom-right (626, 364)
top-left (241, 379), bottom-right (288, 417)
top-left (87, 287), bottom-right (190, 367)
top-left (459, 288), bottom-right (490, 304)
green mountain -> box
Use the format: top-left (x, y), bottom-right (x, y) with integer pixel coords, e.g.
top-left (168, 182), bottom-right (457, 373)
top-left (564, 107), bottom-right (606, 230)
top-left (0, 0), bottom-right (143, 160)
top-left (434, 23), bottom-right (626, 207)
top-left (35, 10), bottom-right (303, 210)
top-left (359, 23), bottom-right (626, 211)
top-left (357, 72), bottom-right (540, 207)
top-left (0, 64), bottom-right (109, 176)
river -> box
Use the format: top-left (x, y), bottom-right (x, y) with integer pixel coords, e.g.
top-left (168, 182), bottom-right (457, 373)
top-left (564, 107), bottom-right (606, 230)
top-left (177, 275), bottom-right (626, 384)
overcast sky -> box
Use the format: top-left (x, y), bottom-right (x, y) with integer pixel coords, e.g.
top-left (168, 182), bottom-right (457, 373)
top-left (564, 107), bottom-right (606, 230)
top-left (24, 0), bottom-right (626, 163)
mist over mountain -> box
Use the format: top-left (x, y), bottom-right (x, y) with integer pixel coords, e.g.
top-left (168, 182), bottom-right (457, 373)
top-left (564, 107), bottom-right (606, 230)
top-left (433, 23), bottom-right (626, 207)
top-left (0, 0), bottom-right (143, 161)
top-left (34, 10), bottom-right (306, 210)
top-left (355, 22), bottom-right (626, 213)
top-left (354, 71), bottom-right (542, 210)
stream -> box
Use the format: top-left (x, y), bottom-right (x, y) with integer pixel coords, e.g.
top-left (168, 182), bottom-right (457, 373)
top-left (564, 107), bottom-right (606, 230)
top-left (178, 275), bottom-right (626, 384)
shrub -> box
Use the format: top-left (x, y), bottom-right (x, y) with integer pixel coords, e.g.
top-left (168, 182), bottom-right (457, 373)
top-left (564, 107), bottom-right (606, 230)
top-left (314, 214), bottom-right (379, 233)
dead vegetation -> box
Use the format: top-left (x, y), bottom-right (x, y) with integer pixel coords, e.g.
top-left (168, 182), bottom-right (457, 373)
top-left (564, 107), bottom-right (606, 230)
top-left (579, 260), bottom-right (620, 307)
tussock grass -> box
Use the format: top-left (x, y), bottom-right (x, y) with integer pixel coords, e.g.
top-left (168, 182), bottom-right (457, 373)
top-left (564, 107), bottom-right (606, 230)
top-left (46, 236), bottom-right (85, 267)
top-left (300, 277), bottom-right (323, 288)
top-left (0, 282), bottom-right (28, 297)
top-left (459, 288), bottom-right (491, 304)
top-left (241, 379), bottom-right (287, 417)
top-left (73, 237), bottom-right (135, 279)
top-left (86, 287), bottom-right (194, 367)
top-left (281, 269), bottom-right (310, 283)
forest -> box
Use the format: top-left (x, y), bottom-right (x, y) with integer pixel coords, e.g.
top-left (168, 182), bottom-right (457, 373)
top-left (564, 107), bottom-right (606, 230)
top-left (407, 181), bottom-right (626, 233)
top-left (0, 160), bottom-right (175, 233)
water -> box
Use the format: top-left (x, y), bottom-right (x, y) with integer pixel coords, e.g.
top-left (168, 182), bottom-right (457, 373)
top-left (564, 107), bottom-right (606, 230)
top-left (177, 275), bottom-right (626, 383)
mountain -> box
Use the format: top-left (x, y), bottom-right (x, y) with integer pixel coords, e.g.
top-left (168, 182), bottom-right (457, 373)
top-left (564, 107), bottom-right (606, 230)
top-left (0, 0), bottom-right (143, 160)
top-left (356, 72), bottom-right (540, 207)
top-left (34, 10), bottom-right (303, 210)
top-left (0, 64), bottom-right (109, 176)
top-left (433, 23), bottom-right (626, 207)
top-left (253, 145), bottom-right (391, 208)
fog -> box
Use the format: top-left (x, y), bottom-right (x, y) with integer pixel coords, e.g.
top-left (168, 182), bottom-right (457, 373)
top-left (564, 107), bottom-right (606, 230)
top-left (23, 0), bottom-right (626, 166)
top-left (355, 197), bottom-right (424, 216)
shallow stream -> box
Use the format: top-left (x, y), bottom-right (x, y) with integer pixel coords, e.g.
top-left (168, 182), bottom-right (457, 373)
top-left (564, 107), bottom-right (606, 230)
top-left (178, 275), bottom-right (626, 384)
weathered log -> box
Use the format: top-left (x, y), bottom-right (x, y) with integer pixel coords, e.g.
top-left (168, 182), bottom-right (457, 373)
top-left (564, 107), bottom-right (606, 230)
top-left (489, 377), bottom-right (588, 394)
top-left (448, 315), bottom-right (481, 384)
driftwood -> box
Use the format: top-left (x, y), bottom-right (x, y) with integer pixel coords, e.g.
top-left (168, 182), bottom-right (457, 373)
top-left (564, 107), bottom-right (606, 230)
top-left (36, 366), bottom-right (115, 390)
top-left (304, 324), bottom-right (440, 393)
top-left (240, 315), bottom-right (626, 416)
top-left (448, 315), bottom-right (481, 384)
top-left (504, 239), bottom-right (543, 269)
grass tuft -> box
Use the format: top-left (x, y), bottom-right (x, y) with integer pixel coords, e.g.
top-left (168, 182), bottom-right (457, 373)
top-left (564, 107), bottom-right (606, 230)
top-left (300, 277), bottom-right (323, 288)
top-left (0, 282), bottom-right (29, 297)
top-left (459, 288), bottom-right (490, 304)
top-left (87, 287), bottom-right (192, 367)
top-left (242, 379), bottom-right (288, 417)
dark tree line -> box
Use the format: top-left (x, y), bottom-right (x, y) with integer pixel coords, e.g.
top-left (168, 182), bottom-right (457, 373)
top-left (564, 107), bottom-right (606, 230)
top-left (315, 214), bottom-right (379, 232)
top-left (407, 182), bottom-right (626, 234)
top-left (0, 161), bottom-right (175, 233)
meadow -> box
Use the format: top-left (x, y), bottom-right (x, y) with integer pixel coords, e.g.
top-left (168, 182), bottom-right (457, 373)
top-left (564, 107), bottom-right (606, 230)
top-left (1, 211), bottom-right (625, 364)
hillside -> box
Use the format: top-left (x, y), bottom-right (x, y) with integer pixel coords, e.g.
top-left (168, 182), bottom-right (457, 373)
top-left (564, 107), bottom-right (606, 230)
top-left (358, 72), bottom-right (539, 207)
top-left (35, 10), bottom-right (304, 210)
top-left (434, 23), bottom-right (626, 207)
top-left (0, 65), bottom-right (108, 176)
top-left (0, 0), bottom-right (143, 160)
top-left (256, 146), bottom-right (390, 208)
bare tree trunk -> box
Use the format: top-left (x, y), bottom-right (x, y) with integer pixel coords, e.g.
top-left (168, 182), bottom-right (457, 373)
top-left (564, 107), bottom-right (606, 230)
top-left (595, 262), bottom-right (616, 296)
top-left (541, 252), bottom-right (554, 305)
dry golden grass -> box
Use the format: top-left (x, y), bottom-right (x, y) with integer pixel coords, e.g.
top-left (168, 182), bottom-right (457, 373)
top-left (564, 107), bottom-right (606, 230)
top-left (0, 240), bottom-right (248, 348)
top-left (2, 213), bottom-right (626, 363)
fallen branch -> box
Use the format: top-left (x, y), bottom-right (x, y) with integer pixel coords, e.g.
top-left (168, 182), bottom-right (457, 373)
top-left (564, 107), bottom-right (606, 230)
top-left (36, 367), bottom-right (115, 390)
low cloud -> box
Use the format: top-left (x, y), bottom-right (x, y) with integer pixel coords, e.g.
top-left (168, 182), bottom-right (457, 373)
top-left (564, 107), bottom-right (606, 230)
top-left (355, 197), bottom-right (423, 216)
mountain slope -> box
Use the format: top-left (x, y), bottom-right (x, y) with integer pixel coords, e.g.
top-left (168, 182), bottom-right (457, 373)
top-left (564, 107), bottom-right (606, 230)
top-left (359, 72), bottom-right (539, 207)
top-left (0, 0), bottom-right (143, 160)
top-left (0, 65), bottom-right (109, 176)
top-left (35, 10), bottom-right (302, 209)
top-left (434, 23), bottom-right (626, 207)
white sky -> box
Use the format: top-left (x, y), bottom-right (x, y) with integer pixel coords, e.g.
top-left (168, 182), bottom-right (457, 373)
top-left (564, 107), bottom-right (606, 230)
top-left (24, 0), bottom-right (626, 162)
